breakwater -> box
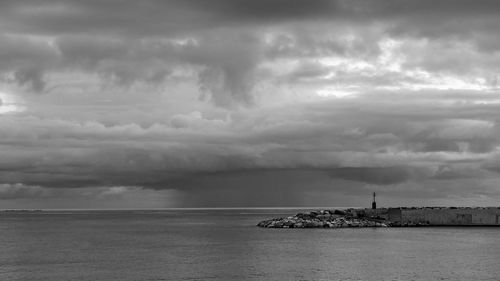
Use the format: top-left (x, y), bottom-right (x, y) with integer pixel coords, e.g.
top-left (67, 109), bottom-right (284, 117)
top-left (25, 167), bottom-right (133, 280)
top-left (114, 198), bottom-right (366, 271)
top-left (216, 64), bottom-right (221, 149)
top-left (257, 207), bottom-right (500, 228)
top-left (257, 209), bottom-right (389, 228)
top-left (364, 207), bottom-right (500, 226)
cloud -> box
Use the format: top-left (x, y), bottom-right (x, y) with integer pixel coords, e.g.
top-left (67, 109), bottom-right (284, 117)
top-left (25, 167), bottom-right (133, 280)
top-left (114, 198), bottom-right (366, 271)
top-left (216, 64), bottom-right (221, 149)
top-left (14, 68), bottom-right (46, 92)
top-left (328, 167), bottom-right (425, 185)
top-left (1, 0), bottom-right (500, 207)
top-left (1, 0), bottom-right (499, 99)
top-left (0, 183), bottom-right (49, 199)
top-left (0, 0), bottom-right (339, 36)
top-left (0, 184), bottom-right (181, 209)
top-left (0, 34), bottom-right (57, 91)
top-left (0, 91), bottom-right (498, 192)
top-left (189, 31), bottom-right (263, 107)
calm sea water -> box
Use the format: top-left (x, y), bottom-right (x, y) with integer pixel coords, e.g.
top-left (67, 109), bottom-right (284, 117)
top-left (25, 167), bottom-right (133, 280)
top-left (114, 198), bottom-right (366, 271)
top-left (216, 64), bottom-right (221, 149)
top-left (0, 209), bottom-right (499, 281)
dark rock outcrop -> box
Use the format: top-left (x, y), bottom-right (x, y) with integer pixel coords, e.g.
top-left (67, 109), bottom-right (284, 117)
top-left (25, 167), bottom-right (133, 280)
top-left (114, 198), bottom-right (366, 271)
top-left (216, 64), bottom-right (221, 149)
top-left (257, 209), bottom-right (388, 229)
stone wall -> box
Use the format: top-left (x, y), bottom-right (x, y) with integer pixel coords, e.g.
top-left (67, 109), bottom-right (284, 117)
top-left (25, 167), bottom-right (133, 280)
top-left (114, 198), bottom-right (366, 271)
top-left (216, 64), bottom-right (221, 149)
top-left (350, 208), bottom-right (389, 219)
top-left (401, 207), bottom-right (500, 225)
top-left (353, 207), bottom-right (500, 226)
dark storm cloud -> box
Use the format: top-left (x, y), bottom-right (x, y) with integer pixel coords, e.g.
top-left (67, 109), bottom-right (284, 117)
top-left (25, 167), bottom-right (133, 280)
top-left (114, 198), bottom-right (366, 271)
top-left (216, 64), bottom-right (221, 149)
top-left (1, 91), bottom-right (498, 188)
top-left (328, 167), bottom-right (420, 185)
top-left (2, 0), bottom-right (500, 207)
top-left (2, 0), bottom-right (500, 35)
top-left (1, 0), bottom-right (500, 98)
top-left (0, 0), bottom-right (338, 36)
top-left (164, 170), bottom-right (317, 207)
top-left (0, 34), bottom-right (57, 91)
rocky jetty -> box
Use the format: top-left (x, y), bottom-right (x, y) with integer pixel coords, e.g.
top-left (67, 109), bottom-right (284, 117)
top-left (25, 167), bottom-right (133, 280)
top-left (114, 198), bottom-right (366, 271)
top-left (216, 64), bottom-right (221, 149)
top-left (257, 209), bottom-right (389, 228)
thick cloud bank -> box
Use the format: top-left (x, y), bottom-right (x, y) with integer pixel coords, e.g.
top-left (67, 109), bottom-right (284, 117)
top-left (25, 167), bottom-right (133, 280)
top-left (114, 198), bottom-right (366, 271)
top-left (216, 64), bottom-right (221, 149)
top-left (1, 0), bottom-right (500, 207)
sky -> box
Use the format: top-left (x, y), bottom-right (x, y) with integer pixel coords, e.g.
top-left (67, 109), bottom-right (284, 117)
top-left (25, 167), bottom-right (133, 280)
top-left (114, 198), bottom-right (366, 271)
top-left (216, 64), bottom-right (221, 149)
top-left (1, 0), bottom-right (500, 209)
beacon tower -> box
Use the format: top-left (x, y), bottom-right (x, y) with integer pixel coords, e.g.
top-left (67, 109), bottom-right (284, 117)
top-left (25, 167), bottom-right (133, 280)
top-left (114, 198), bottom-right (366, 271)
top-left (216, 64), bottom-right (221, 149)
top-left (372, 192), bottom-right (377, 209)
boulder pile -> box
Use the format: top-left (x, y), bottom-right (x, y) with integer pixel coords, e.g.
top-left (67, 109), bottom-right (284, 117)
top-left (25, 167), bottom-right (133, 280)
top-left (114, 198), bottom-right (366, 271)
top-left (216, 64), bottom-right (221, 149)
top-left (257, 209), bottom-right (388, 228)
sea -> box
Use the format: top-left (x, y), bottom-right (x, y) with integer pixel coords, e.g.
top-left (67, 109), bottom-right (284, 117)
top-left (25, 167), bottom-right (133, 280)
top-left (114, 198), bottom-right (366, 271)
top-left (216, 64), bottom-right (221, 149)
top-left (0, 208), bottom-right (499, 281)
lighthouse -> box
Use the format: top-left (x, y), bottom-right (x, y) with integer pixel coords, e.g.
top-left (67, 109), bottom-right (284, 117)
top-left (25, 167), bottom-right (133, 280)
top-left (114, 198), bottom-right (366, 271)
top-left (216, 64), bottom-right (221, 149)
top-left (372, 192), bottom-right (377, 209)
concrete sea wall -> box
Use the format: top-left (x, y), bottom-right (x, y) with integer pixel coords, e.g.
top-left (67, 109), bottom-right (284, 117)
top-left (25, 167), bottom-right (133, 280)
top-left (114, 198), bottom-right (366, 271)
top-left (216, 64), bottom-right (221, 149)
top-left (358, 207), bottom-right (500, 226)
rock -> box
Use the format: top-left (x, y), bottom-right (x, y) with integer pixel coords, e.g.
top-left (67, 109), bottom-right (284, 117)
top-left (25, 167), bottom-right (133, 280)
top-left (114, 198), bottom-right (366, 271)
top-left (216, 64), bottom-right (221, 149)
top-left (312, 211), bottom-right (321, 217)
top-left (303, 221), bottom-right (314, 228)
top-left (296, 213), bottom-right (313, 220)
top-left (256, 209), bottom-right (393, 229)
top-left (317, 214), bottom-right (330, 220)
top-left (333, 209), bottom-right (347, 216)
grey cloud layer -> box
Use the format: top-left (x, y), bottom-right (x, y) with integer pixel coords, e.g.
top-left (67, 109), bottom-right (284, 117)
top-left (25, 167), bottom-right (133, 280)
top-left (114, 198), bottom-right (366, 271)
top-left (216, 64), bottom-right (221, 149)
top-left (3, 1), bottom-right (500, 34)
top-left (1, 92), bottom-right (499, 189)
top-left (1, 0), bottom-right (500, 104)
top-left (2, 1), bottom-right (500, 207)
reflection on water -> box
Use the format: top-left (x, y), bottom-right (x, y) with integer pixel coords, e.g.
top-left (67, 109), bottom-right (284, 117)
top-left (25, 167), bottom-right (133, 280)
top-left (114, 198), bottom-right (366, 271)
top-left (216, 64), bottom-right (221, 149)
top-left (0, 209), bottom-right (499, 281)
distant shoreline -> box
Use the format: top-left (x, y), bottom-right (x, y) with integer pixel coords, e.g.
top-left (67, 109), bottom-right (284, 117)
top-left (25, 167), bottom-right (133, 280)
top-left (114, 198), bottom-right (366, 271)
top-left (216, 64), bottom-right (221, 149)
top-left (0, 207), bottom-right (354, 211)
top-left (2, 206), bottom-right (500, 212)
